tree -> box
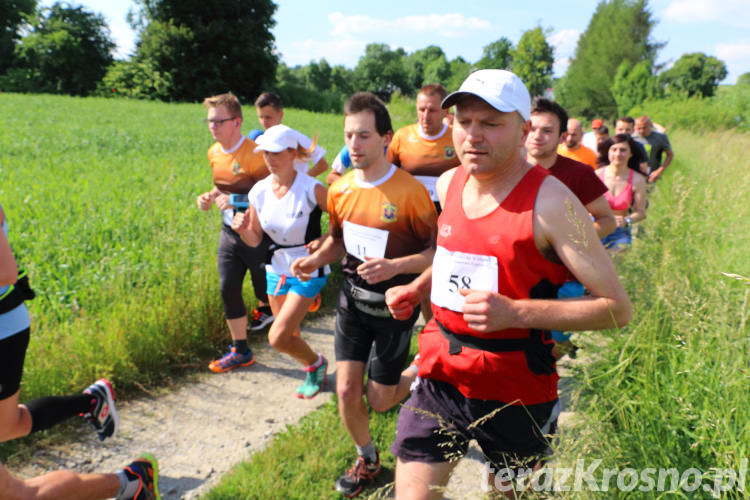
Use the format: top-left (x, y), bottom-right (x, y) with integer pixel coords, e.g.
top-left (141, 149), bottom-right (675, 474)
top-left (406, 45), bottom-right (446, 91)
top-left (611, 61), bottom-right (660, 115)
top-left (0, 0), bottom-right (37, 73)
top-left (305, 59), bottom-right (332, 92)
top-left (659, 52), bottom-right (728, 98)
top-left (738, 72), bottom-right (750, 86)
top-left (330, 65), bottom-right (354, 96)
top-left (422, 54), bottom-right (451, 89)
top-left (446, 56), bottom-right (472, 91)
top-left (510, 27), bottom-right (554, 98)
top-left (353, 43), bottom-right (409, 100)
top-left (12, 3), bottom-right (114, 95)
top-left (130, 0), bottom-right (277, 102)
top-left (476, 37), bottom-right (513, 70)
top-left (557, 0), bottom-right (662, 119)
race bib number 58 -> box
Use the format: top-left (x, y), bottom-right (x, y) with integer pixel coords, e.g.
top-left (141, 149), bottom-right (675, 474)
top-left (431, 246), bottom-right (499, 312)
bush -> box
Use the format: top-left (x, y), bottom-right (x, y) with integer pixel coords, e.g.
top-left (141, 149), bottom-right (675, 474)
top-left (95, 60), bottom-right (174, 100)
top-left (628, 84), bottom-right (750, 132)
top-left (276, 83), bottom-right (344, 114)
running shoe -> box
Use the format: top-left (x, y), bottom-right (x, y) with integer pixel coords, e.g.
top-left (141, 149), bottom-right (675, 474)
top-left (334, 453), bottom-right (381, 498)
top-left (296, 355), bottom-right (327, 399)
top-left (308, 293), bottom-right (322, 313)
top-left (208, 346), bottom-right (255, 373)
top-left (122, 453), bottom-right (161, 500)
top-left (248, 308), bottom-right (274, 331)
top-left (82, 379), bottom-right (119, 441)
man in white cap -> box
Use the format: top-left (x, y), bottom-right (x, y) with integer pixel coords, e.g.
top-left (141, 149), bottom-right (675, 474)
top-left (385, 69), bottom-right (631, 498)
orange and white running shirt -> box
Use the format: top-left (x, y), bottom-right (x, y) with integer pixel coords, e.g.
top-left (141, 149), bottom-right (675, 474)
top-left (387, 123), bottom-right (460, 201)
top-left (328, 165), bottom-right (437, 294)
top-left (207, 135), bottom-right (269, 225)
top-left (557, 143), bottom-right (597, 169)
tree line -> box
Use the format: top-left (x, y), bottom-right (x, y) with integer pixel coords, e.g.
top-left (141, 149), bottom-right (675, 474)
top-left (1, 0), bottom-right (740, 120)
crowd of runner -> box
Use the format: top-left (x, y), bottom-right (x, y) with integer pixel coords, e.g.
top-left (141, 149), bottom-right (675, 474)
top-left (2, 67), bottom-right (676, 499)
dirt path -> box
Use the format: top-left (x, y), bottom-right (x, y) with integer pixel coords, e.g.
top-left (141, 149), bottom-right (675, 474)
top-left (9, 315), bottom-right (581, 499)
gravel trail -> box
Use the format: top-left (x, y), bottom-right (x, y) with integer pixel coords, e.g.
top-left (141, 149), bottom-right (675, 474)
top-left (9, 315), bottom-right (579, 499)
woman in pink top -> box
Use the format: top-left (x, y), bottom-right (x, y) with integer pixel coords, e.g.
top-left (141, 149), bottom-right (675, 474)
top-left (596, 134), bottom-right (647, 251)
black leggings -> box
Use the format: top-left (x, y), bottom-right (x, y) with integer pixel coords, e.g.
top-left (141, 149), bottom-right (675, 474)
top-left (0, 328), bottom-right (92, 433)
top-left (217, 225), bottom-right (269, 319)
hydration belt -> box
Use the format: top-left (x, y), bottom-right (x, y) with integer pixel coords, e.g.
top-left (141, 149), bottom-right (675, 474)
top-left (0, 269), bottom-right (36, 314)
top-left (266, 241), bottom-right (324, 278)
top-left (435, 318), bottom-right (556, 375)
top-left (342, 279), bottom-right (391, 318)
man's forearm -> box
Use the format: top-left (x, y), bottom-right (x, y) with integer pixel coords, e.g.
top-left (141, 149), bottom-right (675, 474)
top-left (513, 294), bottom-right (631, 332)
top-left (661, 150), bottom-right (674, 169)
top-left (307, 234), bottom-right (346, 269)
top-left (389, 247), bottom-right (435, 276)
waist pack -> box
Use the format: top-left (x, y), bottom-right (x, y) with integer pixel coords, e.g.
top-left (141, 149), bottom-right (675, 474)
top-left (435, 318), bottom-right (555, 375)
top-left (0, 269), bottom-right (36, 314)
top-left (342, 279), bottom-right (390, 318)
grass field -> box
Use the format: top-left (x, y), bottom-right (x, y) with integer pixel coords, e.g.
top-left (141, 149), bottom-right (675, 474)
top-left (0, 93), bottom-right (380, 401)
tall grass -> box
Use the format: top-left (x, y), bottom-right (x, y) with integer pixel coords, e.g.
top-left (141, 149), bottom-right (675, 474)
top-left (629, 84), bottom-right (750, 132)
top-left (551, 129), bottom-right (750, 499)
top-left (0, 93), bottom-right (346, 400)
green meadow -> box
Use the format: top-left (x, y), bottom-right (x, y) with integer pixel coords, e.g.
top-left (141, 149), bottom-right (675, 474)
top-left (0, 93), bottom-right (362, 400)
top-left (2, 92), bottom-right (749, 499)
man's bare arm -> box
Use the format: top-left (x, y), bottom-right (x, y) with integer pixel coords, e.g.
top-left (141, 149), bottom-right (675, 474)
top-left (585, 195), bottom-right (616, 238)
top-left (460, 178), bottom-right (631, 333)
top-left (291, 234), bottom-right (346, 281)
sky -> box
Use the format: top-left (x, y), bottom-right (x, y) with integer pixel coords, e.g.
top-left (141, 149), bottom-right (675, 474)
top-left (40, 0), bottom-right (750, 84)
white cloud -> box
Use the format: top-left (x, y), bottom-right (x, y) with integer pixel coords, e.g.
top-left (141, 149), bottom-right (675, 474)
top-left (328, 12), bottom-right (491, 39)
top-left (663, 0), bottom-right (750, 28)
top-left (548, 29), bottom-right (581, 77)
top-left (716, 41), bottom-right (750, 82)
top-left (716, 41), bottom-right (750, 61)
top-left (279, 38), bottom-right (368, 67)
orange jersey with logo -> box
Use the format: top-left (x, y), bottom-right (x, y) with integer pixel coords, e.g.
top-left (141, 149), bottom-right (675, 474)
top-left (387, 124), bottom-right (460, 176)
top-left (557, 143), bottom-right (597, 170)
top-left (328, 165), bottom-right (437, 293)
top-left (208, 136), bottom-right (269, 194)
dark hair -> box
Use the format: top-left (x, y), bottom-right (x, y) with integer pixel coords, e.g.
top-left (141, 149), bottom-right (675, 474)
top-left (596, 137), bottom-right (613, 168)
top-left (344, 92), bottom-right (393, 136)
top-left (611, 133), bottom-right (642, 172)
top-left (596, 125), bottom-right (609, 135)
top-left (617, 116), bottom-right (635, 126)
top-left (530, 97), bottom-right (568, 135)
top-left (255, 91), bottom-right (283, 111)
top-left (418, 83), bottom-right (448, 102)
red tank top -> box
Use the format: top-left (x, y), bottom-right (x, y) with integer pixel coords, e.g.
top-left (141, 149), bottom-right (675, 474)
top-left (599, 169), bottom-right (634, 211)
top-left (419, 165), bottom-right (569, 404)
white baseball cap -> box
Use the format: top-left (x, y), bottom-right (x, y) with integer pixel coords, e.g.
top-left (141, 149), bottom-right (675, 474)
top-left (442, 69), bottom-right (531, 121)
top-left (253, 124), bottom-right (298, 153)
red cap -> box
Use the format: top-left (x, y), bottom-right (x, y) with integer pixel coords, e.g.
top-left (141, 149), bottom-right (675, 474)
top-left (591, 119), bottom-right (603, 129)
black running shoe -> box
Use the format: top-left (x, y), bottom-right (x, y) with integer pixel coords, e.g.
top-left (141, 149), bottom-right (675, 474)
top-left (334, 453), bottom-right (381, 497)
top-left (248, 307), bottom-right (274, 331)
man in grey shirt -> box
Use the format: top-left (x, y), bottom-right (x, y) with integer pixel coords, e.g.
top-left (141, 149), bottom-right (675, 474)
top-left (634, 115), bottom-right (673, 183)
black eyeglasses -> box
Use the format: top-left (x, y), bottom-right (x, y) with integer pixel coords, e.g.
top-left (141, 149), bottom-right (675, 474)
top-left (204, 117), bottom-right (236, 126)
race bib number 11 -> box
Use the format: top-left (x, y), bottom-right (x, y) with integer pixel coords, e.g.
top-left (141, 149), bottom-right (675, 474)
top-left (431, 246), bottom-right (499, 312)
top-left (343, 220), bottom-right (389, 261)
